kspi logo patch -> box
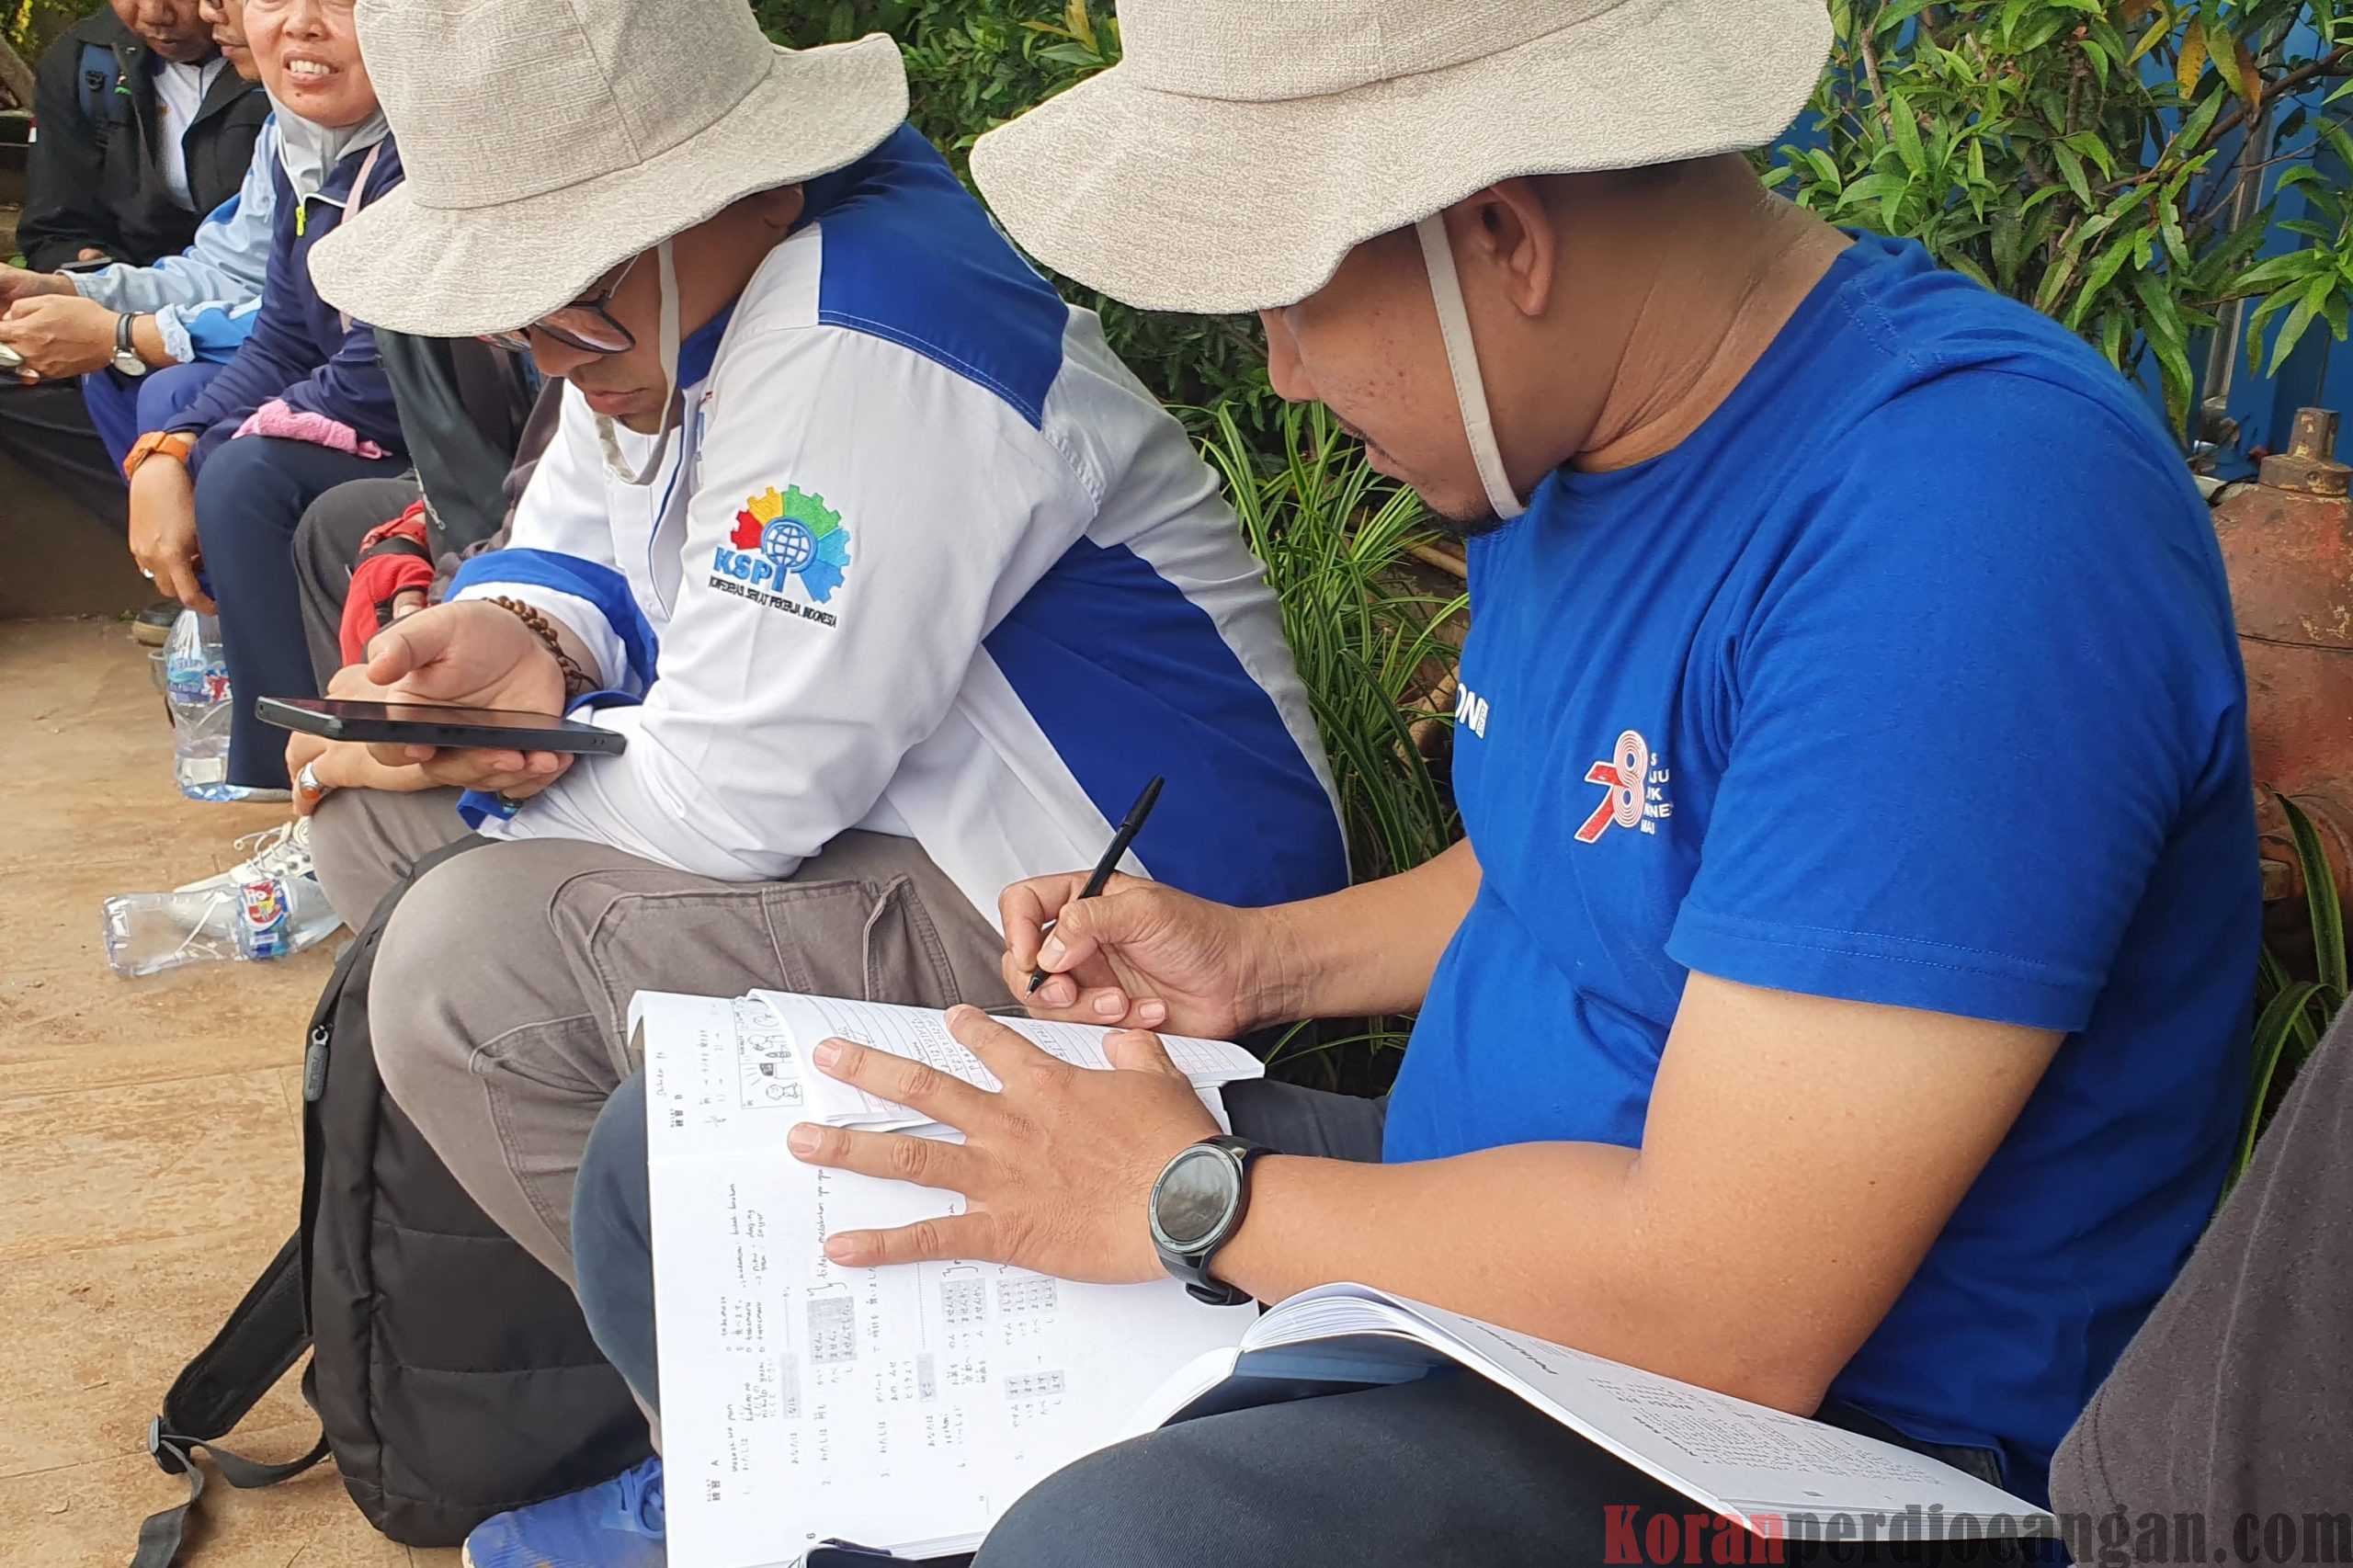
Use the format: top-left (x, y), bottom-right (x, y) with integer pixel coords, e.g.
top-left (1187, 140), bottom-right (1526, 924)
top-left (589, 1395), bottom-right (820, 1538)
top-left (708, 484), bottom-right (853, 624)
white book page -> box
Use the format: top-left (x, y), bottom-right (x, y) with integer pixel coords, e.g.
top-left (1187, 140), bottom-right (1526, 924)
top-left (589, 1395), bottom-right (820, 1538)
top-left (631, 992), bottom-right (801, 1153)
top-left (641, 990), bottom-right (1256, 1567)
top-left (746, 991), bottom-right (1262, 1131)
top-left (1255, 1287), bottom-right (2049, 1540)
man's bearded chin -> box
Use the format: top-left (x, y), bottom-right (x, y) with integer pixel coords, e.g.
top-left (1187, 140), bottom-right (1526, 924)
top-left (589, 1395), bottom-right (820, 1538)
top-left (1420, 496), bottom-right (1514, 544)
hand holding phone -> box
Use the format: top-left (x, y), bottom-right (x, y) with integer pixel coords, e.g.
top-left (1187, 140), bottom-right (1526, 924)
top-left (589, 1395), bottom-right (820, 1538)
top-left (257, 696), bottom-right (628, 755)
top-left (330, 600), bottom-right (590, 798)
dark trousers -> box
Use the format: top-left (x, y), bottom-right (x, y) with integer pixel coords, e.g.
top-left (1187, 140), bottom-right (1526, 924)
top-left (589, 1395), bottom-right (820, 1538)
top-left (0, 380), bottom-right (127, 525)
top-left (83, 360), bottom-right (223, 472)
top-left (0, 365), bottom-right (222, 528)
top-left (192, 437), bottom-right (407, 790)
top-left (291, 475), bottom-right (424, 687)
top-left (572, 1075), bottom-right (2029, 1568)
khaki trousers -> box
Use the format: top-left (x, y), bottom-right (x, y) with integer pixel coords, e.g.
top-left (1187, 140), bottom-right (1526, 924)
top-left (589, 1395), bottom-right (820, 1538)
top-left (309, 787), bottom-right (1010, 1288)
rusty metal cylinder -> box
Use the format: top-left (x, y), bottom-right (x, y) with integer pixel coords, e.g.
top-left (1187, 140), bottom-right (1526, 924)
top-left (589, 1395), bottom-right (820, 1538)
top-left (2211, 407), bottom-right (2353, 908)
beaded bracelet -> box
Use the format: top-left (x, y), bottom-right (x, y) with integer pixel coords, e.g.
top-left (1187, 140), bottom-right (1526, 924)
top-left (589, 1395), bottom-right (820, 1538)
top-left (486, 596), bottom-right (597, 703)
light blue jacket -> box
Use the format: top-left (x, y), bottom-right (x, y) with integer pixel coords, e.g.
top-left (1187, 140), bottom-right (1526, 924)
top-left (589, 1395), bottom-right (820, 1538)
top-left (67, 116), bottom-right (278, 365)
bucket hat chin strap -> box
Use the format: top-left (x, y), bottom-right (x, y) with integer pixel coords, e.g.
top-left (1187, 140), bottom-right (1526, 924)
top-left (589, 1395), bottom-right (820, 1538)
top-left (597, 238), bottom-right (684, 488)
top-left (1415, 214), bottom-right (1527, 522)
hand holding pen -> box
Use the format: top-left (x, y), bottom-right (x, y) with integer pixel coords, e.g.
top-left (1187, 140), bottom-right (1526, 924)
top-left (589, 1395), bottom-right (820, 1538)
top-left (1027, 776), bottom-right (1164, 995)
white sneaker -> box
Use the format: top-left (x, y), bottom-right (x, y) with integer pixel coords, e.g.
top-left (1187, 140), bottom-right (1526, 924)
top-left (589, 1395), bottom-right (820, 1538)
top-left (175, 818), bottom-right (317, 894)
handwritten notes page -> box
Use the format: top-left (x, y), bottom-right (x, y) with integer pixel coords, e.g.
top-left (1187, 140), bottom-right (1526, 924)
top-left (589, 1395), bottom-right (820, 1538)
top-left (746, 991), bottom-right (1265, 1132)
top-left (636, 992), bottom-right (1255, 1565)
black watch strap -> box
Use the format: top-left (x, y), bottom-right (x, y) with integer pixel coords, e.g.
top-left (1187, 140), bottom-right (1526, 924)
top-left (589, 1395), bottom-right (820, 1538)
top-left (117, 312), bottom-right (136, 354)
top-left (1150, 1135), bottom-right (1269, 1307)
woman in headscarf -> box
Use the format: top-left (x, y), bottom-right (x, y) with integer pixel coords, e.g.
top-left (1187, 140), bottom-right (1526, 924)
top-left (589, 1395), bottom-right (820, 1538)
top-left (124, 0), bottom-right (404, 796)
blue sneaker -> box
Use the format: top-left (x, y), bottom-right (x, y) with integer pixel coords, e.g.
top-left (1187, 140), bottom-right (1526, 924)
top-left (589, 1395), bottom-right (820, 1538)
top-left (462, 1455), bottom-right (665, 1568)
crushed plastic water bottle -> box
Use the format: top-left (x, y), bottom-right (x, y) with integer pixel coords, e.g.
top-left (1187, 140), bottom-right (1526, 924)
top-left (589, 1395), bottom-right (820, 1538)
top-left (101, 872), bottom-right (340, 977)
top-left (164, 609), bottom-right (242, 801)
top-left (101, 822), bottom-right (342, 978)
top-left (101, 885), bottom-right (244, 976)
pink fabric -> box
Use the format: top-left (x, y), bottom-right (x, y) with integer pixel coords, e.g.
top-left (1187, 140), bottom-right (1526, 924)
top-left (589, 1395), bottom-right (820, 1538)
top-left (232, 398), bottom-right (389, 459)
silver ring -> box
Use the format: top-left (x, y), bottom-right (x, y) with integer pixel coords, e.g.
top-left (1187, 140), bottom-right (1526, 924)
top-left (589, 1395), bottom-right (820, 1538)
top-left (296, 761), bottom-right (325, 797)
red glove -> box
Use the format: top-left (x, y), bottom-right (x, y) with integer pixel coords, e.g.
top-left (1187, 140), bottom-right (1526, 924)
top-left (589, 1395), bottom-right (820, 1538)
top-left (338, 502), bottom-right (436, 665)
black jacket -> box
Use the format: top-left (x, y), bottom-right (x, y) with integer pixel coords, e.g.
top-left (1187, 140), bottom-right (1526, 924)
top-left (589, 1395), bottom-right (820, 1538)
top-left (378, 333), bottom-right (543, 557)
top-left (17, 9), bottom-right (267, 270)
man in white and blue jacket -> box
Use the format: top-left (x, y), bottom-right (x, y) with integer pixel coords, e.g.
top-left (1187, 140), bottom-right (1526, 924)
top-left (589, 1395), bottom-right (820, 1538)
top-left (292, 10), bottom-right (1343, 1558)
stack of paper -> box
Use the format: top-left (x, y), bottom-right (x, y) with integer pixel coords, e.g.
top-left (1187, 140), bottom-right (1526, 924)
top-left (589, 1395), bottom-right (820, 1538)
top-left (636, 990), bottom-right (1262, 1566)
top-left (753, 989), bottom-right (1266, 1135)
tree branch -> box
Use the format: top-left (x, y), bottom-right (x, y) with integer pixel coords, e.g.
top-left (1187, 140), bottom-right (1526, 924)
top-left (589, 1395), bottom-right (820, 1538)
top-left (2198, 45), bottom-right (2353, 159)
top-left (0, 31), bottom-right (36, 110)
top-left (1856, 6), bottom-right (1897, 139)
top-left (1207, 315), bottom-right (1262, 358)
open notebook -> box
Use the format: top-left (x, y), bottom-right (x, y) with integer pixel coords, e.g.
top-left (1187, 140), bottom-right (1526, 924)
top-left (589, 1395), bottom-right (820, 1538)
top-left (636, 990), bottom-right (2051, 1566)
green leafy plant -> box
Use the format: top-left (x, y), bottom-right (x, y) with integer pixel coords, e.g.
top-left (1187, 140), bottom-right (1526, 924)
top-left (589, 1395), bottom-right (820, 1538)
top-left (1199, 403), bottom-right (1467, 1082)
top-left (2237, 794), bottom-right (2345, 1186)
top-left (1206, 403), bottom-right (1465, 885)
top-left (1760, 0), bottom-right (2353, 429)
top-left (5, 0), bottom-right (85, 67)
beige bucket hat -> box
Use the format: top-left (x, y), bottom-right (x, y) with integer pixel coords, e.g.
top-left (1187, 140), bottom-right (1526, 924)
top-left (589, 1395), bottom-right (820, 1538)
top-left (970, 0), bottom-right (1834, 317)
top-left (310, 0), bottom-right (908, 337)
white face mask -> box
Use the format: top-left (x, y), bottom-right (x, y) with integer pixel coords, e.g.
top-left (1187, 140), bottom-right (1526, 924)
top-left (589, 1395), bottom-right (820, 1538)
top-left (1415, 213), bottom-right (1526, 522)
top-left (595, 238), bottom-right (683, 488)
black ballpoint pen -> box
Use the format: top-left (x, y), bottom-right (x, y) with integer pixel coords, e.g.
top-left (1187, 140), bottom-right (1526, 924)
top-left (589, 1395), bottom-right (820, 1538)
top-left (1028, 775), bottom-right (1165, 995)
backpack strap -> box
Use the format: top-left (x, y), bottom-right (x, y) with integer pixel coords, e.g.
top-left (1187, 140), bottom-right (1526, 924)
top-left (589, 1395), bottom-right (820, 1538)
top-left (76, 40), bottom-right (121, 140)
top-left (128, 1234), bottom-right (329, 1568)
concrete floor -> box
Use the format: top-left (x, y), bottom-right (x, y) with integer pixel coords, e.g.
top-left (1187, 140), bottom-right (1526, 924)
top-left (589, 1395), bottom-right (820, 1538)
top-left (1, 618), bottom-right (457, 1568)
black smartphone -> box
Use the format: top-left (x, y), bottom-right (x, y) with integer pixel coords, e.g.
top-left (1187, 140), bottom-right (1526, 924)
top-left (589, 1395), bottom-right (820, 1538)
top-left (256, 696), bottom-right (629, 755)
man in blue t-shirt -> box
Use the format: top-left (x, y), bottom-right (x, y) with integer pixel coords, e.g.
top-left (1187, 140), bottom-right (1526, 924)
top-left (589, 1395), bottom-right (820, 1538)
top-left (560, 3), bottom-right (2258, 1564)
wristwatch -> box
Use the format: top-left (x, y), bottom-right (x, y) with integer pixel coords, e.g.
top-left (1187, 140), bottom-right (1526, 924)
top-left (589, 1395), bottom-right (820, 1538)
top-left (1147, 1134), bottom-right (1268, 1306)
top-left (111, 312), bottom-right (149, 378)
top-left (122, 428), bottom-right (196, 481)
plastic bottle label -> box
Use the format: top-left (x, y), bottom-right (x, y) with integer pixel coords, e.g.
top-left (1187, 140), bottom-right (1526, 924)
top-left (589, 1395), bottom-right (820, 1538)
top-left (238, 878), bottom-right (292, 960)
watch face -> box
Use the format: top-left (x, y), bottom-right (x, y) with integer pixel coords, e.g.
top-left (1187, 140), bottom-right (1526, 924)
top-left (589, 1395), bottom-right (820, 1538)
top-left (1154, 1145), bottom-right (1238, 1250)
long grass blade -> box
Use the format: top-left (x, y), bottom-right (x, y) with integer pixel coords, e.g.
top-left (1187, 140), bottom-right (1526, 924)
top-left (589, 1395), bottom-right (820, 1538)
top-left (1201, 403), bottom-right (1466, 1086)
top-left (2229, 979), bottom-right (2323, 1193)
top-left (2279, 796), bottom-right (2347, 1001)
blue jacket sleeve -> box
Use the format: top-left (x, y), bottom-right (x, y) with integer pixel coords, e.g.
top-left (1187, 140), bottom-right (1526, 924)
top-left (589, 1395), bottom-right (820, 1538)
top-left (72, 117), bottom-right (278, 355)
top-left (166, 299), bottom-right (264, 364)
top-left (170, 257), bottom-right (318, 472)
top-left (171, 145), bottom-right (406, 470)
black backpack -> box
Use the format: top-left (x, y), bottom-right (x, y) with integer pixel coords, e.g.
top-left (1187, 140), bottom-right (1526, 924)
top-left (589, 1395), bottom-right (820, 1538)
top-left (131, 840), bottom-right (652, 1565)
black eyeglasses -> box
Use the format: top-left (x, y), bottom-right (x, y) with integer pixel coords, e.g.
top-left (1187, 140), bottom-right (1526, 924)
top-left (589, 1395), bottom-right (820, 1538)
top-left (481, 253), bottom-right (641, 357)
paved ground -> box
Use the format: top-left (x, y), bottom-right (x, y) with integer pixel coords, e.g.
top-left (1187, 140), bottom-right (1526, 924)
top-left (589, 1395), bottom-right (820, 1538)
top-left (1, 618), bottom-right (457, 1567)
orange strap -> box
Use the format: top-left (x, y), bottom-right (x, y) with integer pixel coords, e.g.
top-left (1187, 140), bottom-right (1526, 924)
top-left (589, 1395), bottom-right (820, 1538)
top-left (123, 430), bottom-right (197, 482)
